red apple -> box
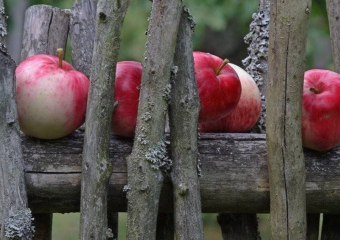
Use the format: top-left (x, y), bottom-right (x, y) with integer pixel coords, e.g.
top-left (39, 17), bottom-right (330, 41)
top-left (15, 49), bottom-right (90, 139)
top-left (200, 63), bottom-right (261, 133)
top-left (111, 61), bottom-right (142, 138)
top-left (194, 51), bottom-right (242, 123)
top-left (302, 69), bottom-right (340, 151)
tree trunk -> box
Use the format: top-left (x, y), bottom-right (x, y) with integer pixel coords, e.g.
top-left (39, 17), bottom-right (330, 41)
top-left (266, 1), bottom-right (311, 239)
top-left (79, 0), bottom-right (130, 239)
top-left (0, 3), bottom-right (32, 239)
top-left (169, 7), bottom-right (204, 240)
top-left (126, 0), bottom-right (182, 239)
top-left (217, 213), bottom-right (260, 240)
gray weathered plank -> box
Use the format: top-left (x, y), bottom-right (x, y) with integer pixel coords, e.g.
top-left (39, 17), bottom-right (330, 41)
top-left (266, 1), bottom-right (311, 239)
top-left (20, 132), bottom-right (340, 214)
top-left (326, 0), bottom-right (340, 73)
top-left (0, 4), bottom-right (32, 237)
top-left (21, 5), bottom-right (70, 61)
top-left (69, 0), bottom-right (97, 78)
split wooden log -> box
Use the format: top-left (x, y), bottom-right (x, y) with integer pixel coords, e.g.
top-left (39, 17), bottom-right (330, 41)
top-left (0, 2), bottom-right (32, 239)
top-left (21, 132), bottom-right (340, 214)
top-left (21, 5), bottom-right (70, 61)
top-left (266, 0), bottom-right (311, 239)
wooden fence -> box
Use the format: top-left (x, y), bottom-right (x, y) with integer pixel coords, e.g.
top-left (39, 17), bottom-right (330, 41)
top-left (2, 0), bottom-right (340, 239)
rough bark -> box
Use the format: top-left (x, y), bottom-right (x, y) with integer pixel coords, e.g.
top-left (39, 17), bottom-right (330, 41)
top-left (217, 213), bottom-right (260, 240)
top-left (79, 0), bottom-right (130, 239)
top-left (321, 214), bottom-right (340, 240)
top-left (21, 5), bottom-right (70, 61)
top-left (307, 214), bottom-right (320, 240)
top-left (125, 0), bottom-right (182, 239)
top-left (18, 132), bottom-right (340, 214)
top-left (0, 4), bottom-right (32, 238)
top-left (69, 0), bottom-right (97, 78)
top-left (266, 1), bottom-right (311, 239)
top-left (169, 7), bottom-right (204, 240)
top-left (326, 0), bottom-right (340, 73)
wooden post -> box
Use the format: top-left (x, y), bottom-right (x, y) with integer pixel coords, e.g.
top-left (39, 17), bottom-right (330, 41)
top-left (20, 5), bottom-right (71, 240)
top-left (266, 0), bottom-right (311, 239)
top-left (0, 1), bottom-right (33, 239)
top-left (79, 0), bottom-right (130, 239)
top-left (126, 0), bottom-right (182, 239)
top-left (169, 7), bottom-right (204, 240)
top-left (69, 0), bottom-right (97, 78)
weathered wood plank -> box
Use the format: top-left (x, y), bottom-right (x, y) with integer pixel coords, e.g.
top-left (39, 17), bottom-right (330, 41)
top-left (0, 4), bottom-right (32, 238)
top-left (266, 1), bottom-right (311, 239)
top-left (21, 5), bottom-right (70, 61)
top-left (326, 0), bottom-right (340, 73)
top-left (21, 132), bottom-right (340, 213)
top-left (69, 0), bottom-right (97, 78)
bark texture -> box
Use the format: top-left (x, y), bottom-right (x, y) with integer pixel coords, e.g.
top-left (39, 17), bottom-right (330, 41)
top-left (21, 5), bottom-right (70, 61)
top-left (69, 0), bottom-right (97, 78)
top-left (125, 0), bottom-right (182, 239)
top-left (266, 1), bottom-right (311, 239)
top-left (0, 5), bottom-right (32, 238)
top-left (217, 213), bottom-right (260, 240)
top-left (80, 0), bottom-right (130, 239)
top-left (326, 0), bottom-right (340, 73)
top-left (169, 7), bottom-right (204, 240)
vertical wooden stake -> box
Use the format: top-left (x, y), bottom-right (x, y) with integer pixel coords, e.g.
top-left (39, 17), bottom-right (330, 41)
top-left (266, 0), bottom-right (311, 239)
top-left (80, 0), bottom-right (130, 239)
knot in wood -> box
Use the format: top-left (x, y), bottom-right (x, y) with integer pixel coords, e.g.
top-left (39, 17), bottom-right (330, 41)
top-left (178, 183), bottom-right (188, 196)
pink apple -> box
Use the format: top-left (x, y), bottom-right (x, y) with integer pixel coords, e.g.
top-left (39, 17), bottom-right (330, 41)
top-left (15, 50), bottom-right (90, 139)
top-left (302, 69), bottom-right (340, 151)
top-left (200, 63), bottom-right (261, 133)
top-left (111, 61), bottom-right (142, 138)
top-left (193, 51), bottom-right (241, 123)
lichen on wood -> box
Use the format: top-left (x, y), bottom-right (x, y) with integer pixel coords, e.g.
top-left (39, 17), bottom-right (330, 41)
top-left (126, 0), bottom-right (182, 239)
top-left (79, 0), bottom-right (130, 239)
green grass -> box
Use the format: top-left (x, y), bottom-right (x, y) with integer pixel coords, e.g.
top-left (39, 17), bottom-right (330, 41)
top-left (52, 213), bottom-right (270, 240)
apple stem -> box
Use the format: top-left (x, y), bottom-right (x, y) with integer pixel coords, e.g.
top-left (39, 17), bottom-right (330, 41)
top-left (216, 58), bottom-right (230, 75)
top-left (309, 87), bottom-right (320, 94)
top-left (57, 48), bottom-right (64, 68)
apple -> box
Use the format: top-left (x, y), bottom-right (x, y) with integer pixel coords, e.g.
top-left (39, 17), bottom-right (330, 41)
top-left (199, 63), bottom-right (261, 133)
top-left (193, 51), bottom-right (242, 123)
top-left (15, 49), bottom-right (90, 139)
top-left (111, 61), bottom-right (142, 138)
top-left (302, 69), bottom-right (340, 151)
